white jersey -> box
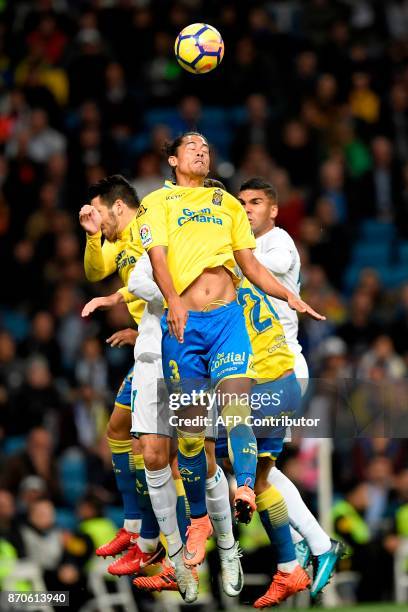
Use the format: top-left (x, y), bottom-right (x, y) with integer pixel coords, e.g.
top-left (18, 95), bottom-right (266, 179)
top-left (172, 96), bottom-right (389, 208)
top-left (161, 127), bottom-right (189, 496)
top-left (254, 226), bottom-right (302, 355)
top-left (128, 252), bottom-right (163, 361)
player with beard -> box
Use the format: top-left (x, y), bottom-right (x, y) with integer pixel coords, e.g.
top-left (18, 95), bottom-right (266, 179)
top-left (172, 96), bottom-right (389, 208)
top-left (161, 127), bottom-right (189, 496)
top-left (79, 176), bottom-right (167, 574)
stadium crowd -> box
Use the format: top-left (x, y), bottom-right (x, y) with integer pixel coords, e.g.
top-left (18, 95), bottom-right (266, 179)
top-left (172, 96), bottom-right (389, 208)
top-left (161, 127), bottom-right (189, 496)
top-left (1, 0), bottom-right (408, 607)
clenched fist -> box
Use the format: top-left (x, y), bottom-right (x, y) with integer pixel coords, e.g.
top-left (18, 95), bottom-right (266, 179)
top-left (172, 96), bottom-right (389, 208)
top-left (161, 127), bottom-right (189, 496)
top-left (79, 204), bottom-right (102, 235)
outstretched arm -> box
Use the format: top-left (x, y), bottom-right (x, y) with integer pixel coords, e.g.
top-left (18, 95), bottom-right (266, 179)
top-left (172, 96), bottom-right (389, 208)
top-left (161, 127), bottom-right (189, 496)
top-left (81, 291), bottom-right (137, 347)
top-left (234, 248), bottom-right (325, 321)
top-left (81, 291), bottom-right (125, 317)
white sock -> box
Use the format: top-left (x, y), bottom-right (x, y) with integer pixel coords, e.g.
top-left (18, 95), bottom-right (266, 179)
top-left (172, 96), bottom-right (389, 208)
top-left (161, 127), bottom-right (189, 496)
top-left (278, 560), bottom-right (299, 573)
top-left (206, 466), bottom-right (235, 550)
top-left (124, 518), bottom-right (141, 533)
top-left (145, 465), bottom-right (182, 557)
top-left (268, 467), bottom-right (331, 556)
top-left (138, 536), bottom-right (160, 553)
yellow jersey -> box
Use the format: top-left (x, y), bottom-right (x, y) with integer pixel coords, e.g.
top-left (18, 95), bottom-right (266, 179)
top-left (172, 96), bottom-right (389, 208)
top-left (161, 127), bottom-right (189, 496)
top-left (137, 181), bottom-right (255, 295)
top-left (84, 215), bottom-right (145, 325)
top-left (238, 278), bottom-right (294, 380)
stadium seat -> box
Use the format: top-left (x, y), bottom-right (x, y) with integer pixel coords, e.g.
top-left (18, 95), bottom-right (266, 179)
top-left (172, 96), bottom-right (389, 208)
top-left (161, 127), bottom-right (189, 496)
top-left (58, 448), bottom-right (87, 506)
top-left (105, 505), bottom-right (124, 528)
top-left (382, 266), bottom-right (408, 289)
top-left (398, 241), bottom-right (408, 265)
top-left (394, 538), bottom-right (408, 603)
top-left (202, 107), bottom-right (226, 125)
top-left (79, 557), bottom-right (139, 612)
top-left (145, 108), bottom-right (177, 129)
top-left (359, 219), bottom-right (395, 241)
top-left (3, 560), bottom-right (52, 611)
top-left (2, 435), bottom-right (26, 455)
top-left (55, 508), bottom-right (77, 531)
top-left (351, 243), bottom-right (391, 267)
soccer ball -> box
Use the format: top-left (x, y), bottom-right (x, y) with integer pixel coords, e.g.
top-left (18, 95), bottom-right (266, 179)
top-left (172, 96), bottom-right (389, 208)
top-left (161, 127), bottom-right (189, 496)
top-left (175, 23), bottom-right (224, 75)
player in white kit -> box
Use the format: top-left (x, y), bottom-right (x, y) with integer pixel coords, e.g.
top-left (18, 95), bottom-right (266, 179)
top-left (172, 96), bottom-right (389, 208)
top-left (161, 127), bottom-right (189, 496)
top-left (238, 177), bottom-right (344, 599)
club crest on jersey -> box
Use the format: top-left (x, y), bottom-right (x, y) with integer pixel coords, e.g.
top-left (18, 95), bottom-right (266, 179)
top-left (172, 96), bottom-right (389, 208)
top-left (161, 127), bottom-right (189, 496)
top-left (140, 224), bottom-right (152, 247)
top-left (136, 204), bottom-right (147, 218)
top-left (212, 188), bottom-right (223, 206)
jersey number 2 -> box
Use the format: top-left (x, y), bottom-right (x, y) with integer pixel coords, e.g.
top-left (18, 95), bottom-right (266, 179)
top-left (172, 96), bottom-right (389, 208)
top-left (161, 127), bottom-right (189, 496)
top-left (238, 286), bottom-right (279, 333)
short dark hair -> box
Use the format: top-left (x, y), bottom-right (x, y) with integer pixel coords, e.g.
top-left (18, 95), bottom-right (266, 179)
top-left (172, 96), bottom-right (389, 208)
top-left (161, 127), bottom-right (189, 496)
top-left (239, 177), bottom-right (278, 203)
top-left (88, 174), bottom-right (140, 209)
top-left (164, 132), bottom-right (209, 182)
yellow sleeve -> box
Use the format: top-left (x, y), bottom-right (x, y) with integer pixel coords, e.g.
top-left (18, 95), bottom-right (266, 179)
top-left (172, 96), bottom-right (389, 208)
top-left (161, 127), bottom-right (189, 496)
top-left (84, 231), bottom-right (117, 282)
top-left (229, 195), bottom-right (256, 251)
top-left (137, 191), bottom-right (168, 251)
top-left (117, 286), bottom-right (136, 304)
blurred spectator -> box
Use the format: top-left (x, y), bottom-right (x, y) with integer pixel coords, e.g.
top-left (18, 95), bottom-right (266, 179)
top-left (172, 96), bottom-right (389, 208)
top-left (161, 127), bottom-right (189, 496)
top-left (332, 479), bottom-right (394, 602)
top-left (51, 283), bottom-right (86, 373)
top-left (312, 197), bottom-right (352, 287)
top-left (0, 489), bottom-right (24, 555)
top-left (270, 167), bottom-right (305, 240)
top-left (103, 61), bottom-right (137, 132)
top-left (288, 50), bottom-right (319, 111)
top-left (26, 14), bottom-right (67, 66)
top-left (72, 385), bottom-right (109, 451)
top-left (390, 283), bottom-right (408, 354)
top-left (172, 95), bottom-right (203, 135)
top-left (317, 158), bottom-right (349, 222)
top-left (0, 330), bottom-right (24, 393)
top-left (75, 337), bottom-right (109, 397)
top-left (68, 23), bottom-right (110, 107)
top-left (232, 144), bottom-right (275, 192)
top-left (231, 93), bottom-right (277, 164)
top-left (358, 335), bottom-right (406, 380)
top-left (349, 71), bottom-right (380, 131)
top-left (275, 119), bottom-right (318, 189)
top-left (25, 181), bottom-right (59, 243)
top-left (356, 136), bottom-right (402, 221)
top-left (379, 82), bottom-right (408, 162)
top-left (17, 475), bottom-right (48, 520)
top-left (9, 357), bottom-right (63, 436)
top-left (19, 312), bottom-right (61, 377)
top-left (337, 290), bottom-right (384, 358)
top-left (7, 108), bottom-right (66, 164)
top-left (0, 428), bottom-right (61, 502)
top-left (132, 151), bottom-right (164, 199)
top-left (20, 498), bottom-right (64, 589)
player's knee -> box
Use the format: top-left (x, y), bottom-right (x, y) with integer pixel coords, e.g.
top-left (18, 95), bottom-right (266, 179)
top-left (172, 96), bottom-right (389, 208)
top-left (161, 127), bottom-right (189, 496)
top-left (140, 438), bottom-right (168, 471)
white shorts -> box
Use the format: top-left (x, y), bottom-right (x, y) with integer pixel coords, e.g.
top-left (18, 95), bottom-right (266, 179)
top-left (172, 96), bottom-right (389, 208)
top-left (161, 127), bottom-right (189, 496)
top-left (283, 351), bottom-right (309, 443)
top-left (130, 356), bottom-right (217, 439)
top-left (131, 356), bottom-right (173, 437)
top-left (294, 351), bottom-right (309, 397)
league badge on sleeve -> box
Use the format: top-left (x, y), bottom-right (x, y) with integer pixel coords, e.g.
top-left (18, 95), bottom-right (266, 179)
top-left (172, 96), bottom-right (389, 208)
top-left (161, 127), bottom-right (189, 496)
top-left (140, 224), bottom-right (153, 247)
